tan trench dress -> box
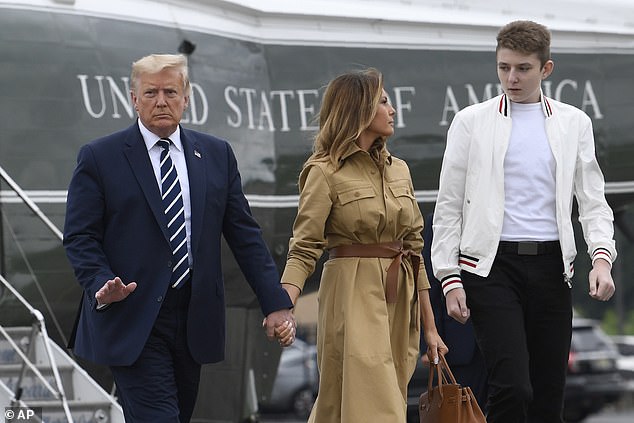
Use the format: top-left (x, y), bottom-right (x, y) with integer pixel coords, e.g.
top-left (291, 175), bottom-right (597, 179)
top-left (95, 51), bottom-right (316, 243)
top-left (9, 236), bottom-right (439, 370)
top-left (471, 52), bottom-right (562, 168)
top-left (281, 145), bottom-right (430, 422)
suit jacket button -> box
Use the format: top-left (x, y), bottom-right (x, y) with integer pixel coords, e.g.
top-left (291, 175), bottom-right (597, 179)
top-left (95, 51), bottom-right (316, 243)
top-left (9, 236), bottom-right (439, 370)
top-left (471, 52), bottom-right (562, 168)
top-left (167, 260), bottom-right (172, 268)
top-left (157, 296), bottom-right (163, 302)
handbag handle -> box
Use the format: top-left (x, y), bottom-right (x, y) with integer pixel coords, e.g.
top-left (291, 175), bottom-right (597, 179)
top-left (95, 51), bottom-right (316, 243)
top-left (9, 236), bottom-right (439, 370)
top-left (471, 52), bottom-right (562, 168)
top-left (438, 354), bottom-right (458, 384)
top-left (425, 354), bottom-right (456, 405)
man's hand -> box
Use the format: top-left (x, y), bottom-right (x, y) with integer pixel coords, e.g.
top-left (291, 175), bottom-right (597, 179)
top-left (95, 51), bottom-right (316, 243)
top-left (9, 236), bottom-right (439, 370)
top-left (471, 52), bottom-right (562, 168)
top-left (95, 276), bottom-right (137, 307)
top-left (263, 309), bottom-right (296, 347)
top-left (445, 287), bottom-right (470, 324)
top-left (588, 258), bottom-right (615, 301)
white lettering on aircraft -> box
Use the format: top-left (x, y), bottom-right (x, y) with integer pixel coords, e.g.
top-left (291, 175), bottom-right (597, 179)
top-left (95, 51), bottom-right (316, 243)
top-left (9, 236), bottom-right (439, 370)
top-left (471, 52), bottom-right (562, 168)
top-left (77, 75), bottom-right (601, 131)
top-left (224, 86), bottom-right (416, 131)
top-left (78, 75), bottom-right (415, 131)
top-left (77, 75), bottom-right (209, 124)
top-left (440, 79), bottom-right (603, 125)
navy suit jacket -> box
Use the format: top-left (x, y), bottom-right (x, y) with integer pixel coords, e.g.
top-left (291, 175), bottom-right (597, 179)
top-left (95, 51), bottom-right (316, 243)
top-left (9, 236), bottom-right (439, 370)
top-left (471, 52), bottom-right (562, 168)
top-left (63, 122), bottom-right (292, 366)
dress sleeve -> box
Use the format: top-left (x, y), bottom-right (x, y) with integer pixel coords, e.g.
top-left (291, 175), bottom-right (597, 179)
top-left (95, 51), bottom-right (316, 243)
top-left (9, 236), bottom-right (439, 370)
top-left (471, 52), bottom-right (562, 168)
top-left (281, 163), bottom-right (333, 291)
top-left (401, 174), bottom-right (429, 291)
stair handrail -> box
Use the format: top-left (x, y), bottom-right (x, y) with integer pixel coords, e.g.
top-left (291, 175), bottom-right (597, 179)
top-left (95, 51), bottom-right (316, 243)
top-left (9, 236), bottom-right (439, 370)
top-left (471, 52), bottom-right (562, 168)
top-left (0, 164), bottom-right (70, 348)
top-left (0, 165), bottom-right (63, 241)
top-left (0, 273), bottom-right (74, 422)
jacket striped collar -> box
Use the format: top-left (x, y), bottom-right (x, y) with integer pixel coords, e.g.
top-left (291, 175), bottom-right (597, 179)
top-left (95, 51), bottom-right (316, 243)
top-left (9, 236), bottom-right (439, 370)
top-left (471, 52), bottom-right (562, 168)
top-left (498, 90), bottom-right (553, 118)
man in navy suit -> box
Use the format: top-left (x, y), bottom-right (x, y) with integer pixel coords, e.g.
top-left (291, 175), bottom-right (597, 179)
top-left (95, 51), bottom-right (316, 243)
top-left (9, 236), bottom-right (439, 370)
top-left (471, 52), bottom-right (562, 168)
top-left (63, 54), bottom-right (295, 423)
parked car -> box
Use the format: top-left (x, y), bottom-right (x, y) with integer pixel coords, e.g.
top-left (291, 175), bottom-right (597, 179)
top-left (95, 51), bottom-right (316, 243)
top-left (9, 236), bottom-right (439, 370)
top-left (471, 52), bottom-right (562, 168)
top-left (407, 318), bottom-right (626, 423)
top-left (259, 338), bottom-right (318, 419)
top-left (611, 335), bottom-right (634, 382)
top-left (564, 318), bottom-right (625, 422)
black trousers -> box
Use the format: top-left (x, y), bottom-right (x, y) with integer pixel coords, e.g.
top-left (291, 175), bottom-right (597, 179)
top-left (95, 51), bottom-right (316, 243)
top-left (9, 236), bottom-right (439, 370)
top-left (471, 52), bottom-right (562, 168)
top-left (463, 244), bottom-right (572, 423)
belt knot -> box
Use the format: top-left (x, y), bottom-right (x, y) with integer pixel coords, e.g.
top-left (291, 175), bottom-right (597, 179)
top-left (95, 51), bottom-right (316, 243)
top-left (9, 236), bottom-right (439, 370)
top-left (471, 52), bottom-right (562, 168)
top-left (328, 241), bottom-right (420, 303)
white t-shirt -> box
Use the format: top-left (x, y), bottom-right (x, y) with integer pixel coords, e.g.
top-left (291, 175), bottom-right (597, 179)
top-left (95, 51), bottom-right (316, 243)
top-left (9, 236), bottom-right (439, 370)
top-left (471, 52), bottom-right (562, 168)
top-left (501, 102), bottom-right (559, 241)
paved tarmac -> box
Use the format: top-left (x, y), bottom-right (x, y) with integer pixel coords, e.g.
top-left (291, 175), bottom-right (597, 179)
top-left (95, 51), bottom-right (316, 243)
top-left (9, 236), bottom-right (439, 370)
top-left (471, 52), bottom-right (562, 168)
top-left (585, 406), bottom-right (634, 423)
top-left (260, 406), bottom-right (634, 423)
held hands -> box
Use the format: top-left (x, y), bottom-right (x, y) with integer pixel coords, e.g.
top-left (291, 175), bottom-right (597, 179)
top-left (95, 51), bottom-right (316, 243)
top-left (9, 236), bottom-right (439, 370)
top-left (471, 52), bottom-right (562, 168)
top-left (445, 287), bottom-right (470, 324)
top-left (262, 283), bottom-right (300, 347)
top-left (275, 319), bottom-right (296, 347)
top-left (588, 258), bottom-right (615, 301)
top-left (95, 276), bottom-right (137, 307)
top-left (263, 309), bottom-right (296, 348)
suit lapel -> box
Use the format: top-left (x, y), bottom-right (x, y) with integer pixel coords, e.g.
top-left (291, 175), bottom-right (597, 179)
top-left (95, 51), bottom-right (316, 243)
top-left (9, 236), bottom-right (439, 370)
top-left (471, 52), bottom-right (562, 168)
top-left (181, 129), bottom-right (206, 256)
top-left (123, 125), bottom-right (171, 243)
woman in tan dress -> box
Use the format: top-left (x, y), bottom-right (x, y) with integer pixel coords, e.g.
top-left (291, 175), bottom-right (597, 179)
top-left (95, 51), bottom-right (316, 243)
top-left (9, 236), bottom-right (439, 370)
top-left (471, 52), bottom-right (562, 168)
top-left (280, 68), bottom-right (447, 422)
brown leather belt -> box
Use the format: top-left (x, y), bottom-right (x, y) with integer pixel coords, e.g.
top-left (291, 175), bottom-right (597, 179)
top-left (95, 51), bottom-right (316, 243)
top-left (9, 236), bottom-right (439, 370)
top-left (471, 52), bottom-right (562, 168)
top-left (328, 240), bottom-right (420, 303)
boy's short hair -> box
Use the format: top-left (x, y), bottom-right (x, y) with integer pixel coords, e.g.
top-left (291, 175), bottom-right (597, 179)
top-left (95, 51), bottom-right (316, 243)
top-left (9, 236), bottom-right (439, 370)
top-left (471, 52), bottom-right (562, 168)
top-left (496, 20), bottom-right (551, 67)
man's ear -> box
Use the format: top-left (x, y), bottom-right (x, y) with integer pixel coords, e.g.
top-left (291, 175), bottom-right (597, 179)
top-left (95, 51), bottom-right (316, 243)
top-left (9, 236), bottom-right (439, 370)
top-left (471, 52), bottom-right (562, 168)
top-left (542, 60), bottom-right (554, 79)
top-left (130, 91), bottom-right (138, 112)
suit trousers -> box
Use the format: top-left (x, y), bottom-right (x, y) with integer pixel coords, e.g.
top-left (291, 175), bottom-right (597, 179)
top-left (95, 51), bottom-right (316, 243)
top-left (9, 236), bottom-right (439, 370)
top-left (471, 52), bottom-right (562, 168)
top-left (111, 282), bottom-right (201, 423)
top-left (463, 246), bottom-right (572, 423)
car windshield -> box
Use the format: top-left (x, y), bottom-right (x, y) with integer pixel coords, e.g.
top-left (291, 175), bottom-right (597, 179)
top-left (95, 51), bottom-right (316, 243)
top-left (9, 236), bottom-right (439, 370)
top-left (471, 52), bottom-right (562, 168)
top-left (571, 327), bottom-right (610, 352)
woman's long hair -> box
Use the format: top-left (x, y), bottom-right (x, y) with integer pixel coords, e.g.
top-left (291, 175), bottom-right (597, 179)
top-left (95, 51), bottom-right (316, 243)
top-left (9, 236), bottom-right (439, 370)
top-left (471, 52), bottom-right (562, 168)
top-left (308, 68), bottom-right (388, 170)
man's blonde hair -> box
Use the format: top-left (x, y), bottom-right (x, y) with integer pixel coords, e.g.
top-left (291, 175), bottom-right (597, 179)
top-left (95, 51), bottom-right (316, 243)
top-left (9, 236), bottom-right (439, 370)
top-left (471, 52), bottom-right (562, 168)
top-left (130, 54), bottom-right (191, 96)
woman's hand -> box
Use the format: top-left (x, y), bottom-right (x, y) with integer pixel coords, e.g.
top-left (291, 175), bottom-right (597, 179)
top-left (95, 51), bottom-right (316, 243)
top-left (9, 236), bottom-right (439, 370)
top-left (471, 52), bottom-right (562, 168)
top-left (424, 330), bottom-right (449, 366)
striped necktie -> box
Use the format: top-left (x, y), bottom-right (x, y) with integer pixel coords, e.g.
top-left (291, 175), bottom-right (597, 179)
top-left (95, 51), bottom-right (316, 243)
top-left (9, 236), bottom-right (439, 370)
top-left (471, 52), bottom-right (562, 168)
top-left (157, 138), bottom-right (190, 289)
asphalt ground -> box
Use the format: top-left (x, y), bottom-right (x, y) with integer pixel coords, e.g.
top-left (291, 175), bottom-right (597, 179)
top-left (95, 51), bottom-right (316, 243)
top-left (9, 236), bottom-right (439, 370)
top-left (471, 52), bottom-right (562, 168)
top-left (259, 405), bottom-right (634, 423)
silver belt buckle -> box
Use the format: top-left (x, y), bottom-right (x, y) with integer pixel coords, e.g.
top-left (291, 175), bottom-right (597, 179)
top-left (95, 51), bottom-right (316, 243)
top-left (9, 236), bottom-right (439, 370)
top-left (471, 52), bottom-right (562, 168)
top-left (517, 241), bottom-right (539, 255)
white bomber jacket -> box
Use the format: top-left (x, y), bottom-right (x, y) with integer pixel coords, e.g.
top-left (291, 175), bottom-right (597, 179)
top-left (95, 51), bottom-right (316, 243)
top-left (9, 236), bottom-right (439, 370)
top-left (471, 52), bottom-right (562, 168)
top-left (431, 93), bottom-right (617, 296)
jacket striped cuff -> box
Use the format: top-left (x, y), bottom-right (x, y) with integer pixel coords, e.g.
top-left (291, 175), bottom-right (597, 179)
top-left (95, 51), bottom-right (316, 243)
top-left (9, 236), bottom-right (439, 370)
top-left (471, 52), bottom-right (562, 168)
top-left (440, 274), bottom-right (463, 296)
top-left (591, 248), bottom-right (613, 267)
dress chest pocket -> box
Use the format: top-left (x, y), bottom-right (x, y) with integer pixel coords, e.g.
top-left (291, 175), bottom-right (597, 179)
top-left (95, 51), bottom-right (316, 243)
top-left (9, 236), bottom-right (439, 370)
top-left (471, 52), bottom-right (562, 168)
top-left (388, 184), bottom-right (415, 200)
top-left (337, 185), bottom-right (376, 205)
top-left (333, 184), bottom-right (377, 229)
top-left (387, 182), bottom-right (416, 226)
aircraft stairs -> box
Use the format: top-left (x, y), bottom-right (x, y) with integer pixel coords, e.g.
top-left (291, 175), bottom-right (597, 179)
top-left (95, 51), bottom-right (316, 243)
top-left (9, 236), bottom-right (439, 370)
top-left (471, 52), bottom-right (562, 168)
top-left (0, 166), bottom-right (124, 422)
top-left (0, 324), bottom-right (124, 423)
top-left (0, 269), bottom-right (125, 423)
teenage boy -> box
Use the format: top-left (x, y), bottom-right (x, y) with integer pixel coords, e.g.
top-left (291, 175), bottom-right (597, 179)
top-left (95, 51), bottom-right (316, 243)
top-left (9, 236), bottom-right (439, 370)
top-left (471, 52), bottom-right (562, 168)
top-left (431, 20), bottom-right (616, 423)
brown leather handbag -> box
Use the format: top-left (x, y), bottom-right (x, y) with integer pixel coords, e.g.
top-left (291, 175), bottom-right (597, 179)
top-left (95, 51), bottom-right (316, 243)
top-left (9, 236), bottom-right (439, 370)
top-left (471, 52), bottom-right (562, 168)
top-left (419, 355), bottom-right (486, 423)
